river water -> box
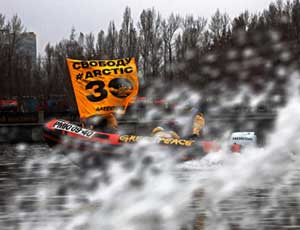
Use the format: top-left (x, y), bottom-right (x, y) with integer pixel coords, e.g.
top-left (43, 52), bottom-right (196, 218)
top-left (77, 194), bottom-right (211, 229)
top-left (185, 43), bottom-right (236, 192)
top-left (0, 139), bottom-right (299, 230)
top-left (1, 82), bottom-right (300, 229)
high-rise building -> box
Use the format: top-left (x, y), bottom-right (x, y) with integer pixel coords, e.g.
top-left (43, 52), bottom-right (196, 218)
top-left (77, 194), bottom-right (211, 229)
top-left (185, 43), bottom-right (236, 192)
top-left (16, 32), bottom-right (37, 63)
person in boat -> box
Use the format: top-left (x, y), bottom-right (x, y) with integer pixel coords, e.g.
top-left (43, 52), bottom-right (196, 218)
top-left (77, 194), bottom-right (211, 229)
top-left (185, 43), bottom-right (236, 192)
top-left (190, 112), bottom-right (206, 138)
top-left (84, 113), bottom-right (118, 133)
top-left (83, 99), bottom-right (206, 139)
top-left (152, 106), bottom-right (206, 140)
top-left (152, 125), bottom-right (180, 139)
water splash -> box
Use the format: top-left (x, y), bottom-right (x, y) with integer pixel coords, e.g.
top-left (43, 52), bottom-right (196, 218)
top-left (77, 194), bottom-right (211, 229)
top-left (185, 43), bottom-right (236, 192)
top-left (5, 30), bottom-right (300, 230)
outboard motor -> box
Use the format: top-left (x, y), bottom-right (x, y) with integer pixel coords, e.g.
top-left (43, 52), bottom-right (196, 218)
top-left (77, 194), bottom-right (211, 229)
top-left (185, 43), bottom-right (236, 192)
top-left (230, 132), bottom-right (257, 152)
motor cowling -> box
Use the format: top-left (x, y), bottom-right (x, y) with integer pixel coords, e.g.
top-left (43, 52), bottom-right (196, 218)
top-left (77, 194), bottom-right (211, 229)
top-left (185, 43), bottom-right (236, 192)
top-left (230, 132), bottom-right (257, 152)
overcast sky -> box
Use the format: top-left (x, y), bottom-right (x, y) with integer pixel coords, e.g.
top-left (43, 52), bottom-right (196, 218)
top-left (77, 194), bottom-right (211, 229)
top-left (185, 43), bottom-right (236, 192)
top-left (2, 0), bottom-right (276, 55)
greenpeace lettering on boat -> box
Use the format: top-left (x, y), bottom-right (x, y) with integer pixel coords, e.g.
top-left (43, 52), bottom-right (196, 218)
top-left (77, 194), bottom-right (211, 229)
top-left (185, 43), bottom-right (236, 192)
top-left (119, 135), bottom-right (195, 147)
top-left (66, 57), bottom-right (139, 118)
top-left (53, 120), bottom-right (95, 138)
top-left (159, 137), bottom-right (195, 147)
top-left (119, 135), bottom-right (152, 143)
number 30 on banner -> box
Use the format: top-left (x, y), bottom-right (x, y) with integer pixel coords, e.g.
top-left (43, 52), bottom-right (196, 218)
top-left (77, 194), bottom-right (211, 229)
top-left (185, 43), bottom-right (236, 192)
top-left (85, 78), bottom-right (134, 102)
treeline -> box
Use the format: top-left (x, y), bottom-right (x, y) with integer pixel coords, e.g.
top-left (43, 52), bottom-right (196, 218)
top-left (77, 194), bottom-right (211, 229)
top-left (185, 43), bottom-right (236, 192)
top-left (1, 0), bottom-right (300, 105)
top-left (0, 15), bottom-right (36, 98)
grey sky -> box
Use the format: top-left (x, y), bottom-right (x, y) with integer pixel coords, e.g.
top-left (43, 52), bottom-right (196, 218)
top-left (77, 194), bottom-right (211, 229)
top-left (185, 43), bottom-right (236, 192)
top-left (2, 0), bottom-right (276, 55)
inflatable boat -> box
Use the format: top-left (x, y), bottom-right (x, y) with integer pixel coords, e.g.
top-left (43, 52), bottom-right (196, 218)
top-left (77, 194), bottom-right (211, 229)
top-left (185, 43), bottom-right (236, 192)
top-left (43, 119), bottom-right (222, 159)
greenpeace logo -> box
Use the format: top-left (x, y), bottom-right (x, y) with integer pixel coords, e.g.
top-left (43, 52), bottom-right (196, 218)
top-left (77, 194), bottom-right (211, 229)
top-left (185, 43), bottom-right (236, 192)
top-left (119, 135), bottom-right (195, 147)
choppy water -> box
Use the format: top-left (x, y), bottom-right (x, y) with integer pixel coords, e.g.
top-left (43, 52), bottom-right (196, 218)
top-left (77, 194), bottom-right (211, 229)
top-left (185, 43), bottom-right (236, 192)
top-left (0, 140), bottom-right (299, 230)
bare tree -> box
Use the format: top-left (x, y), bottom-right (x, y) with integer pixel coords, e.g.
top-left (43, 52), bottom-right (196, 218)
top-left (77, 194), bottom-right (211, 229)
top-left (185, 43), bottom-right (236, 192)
top-left (96, 30), bottom-right (105, 58)
top-left (105, 21), bottom-right (118, 59)
top-left (292, 0), bottom-right (300, 43)
top-left (118, 7), bottom-right (139, 61)
top-left (232, 11), bottom-right (250, 32)
top-left (85, 32), bottom-right (96, 59)
top-left (161, 13), bottom-right (181, 80)
top-left (209, 9), bottom-right (231, 48)
top-left (173, 15), bottom-right (207, 80)
top-left (0, 13), bottom-right (8, 96)
top-left (68, 29), bottom-right (84, 59)
top-left (6, 15), bottom-right (25, 97)
top-left (44, 43), bottom-right (55, 96)
top-left (118, 7), bottom-right (131, 57)
top-left (138, 8), bottom-right (163, 82)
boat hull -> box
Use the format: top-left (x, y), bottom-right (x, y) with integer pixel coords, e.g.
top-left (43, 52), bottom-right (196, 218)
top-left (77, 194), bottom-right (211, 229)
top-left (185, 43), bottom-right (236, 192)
top-left (43, 119), bottom-right (221, 158)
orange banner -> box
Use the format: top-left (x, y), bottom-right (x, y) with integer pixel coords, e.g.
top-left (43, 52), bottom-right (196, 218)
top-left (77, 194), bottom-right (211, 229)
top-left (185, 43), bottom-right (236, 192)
top-left (66, 57), bottom-right (139, 118)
